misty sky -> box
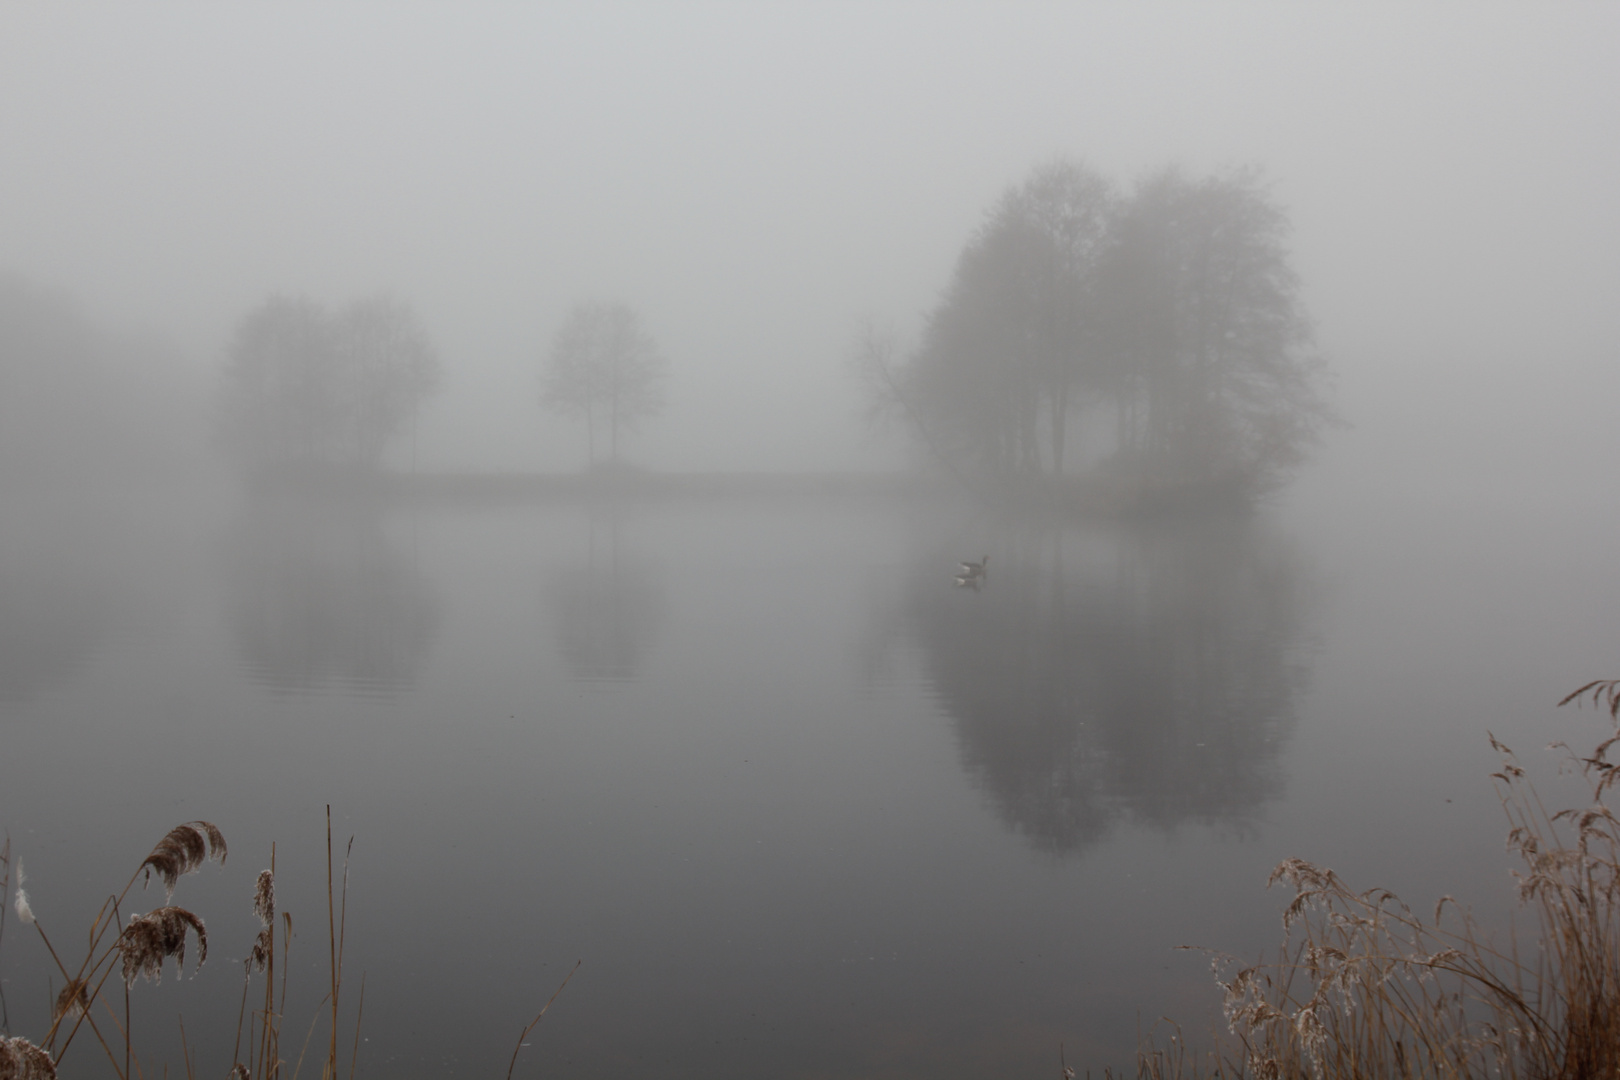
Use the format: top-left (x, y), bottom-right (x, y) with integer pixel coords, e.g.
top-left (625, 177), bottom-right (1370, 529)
top-left (3, 4), bottom-right (1616, 477)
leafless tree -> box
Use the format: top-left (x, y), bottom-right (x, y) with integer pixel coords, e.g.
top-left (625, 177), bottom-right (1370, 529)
top-left (541, 301), bottom-right (667, 468)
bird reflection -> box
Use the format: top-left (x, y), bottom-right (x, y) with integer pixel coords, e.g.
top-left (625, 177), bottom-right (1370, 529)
top-left (953, 554), bottom-right (988, 590)
top-left (220, 501), bottom-right (441, 695)
top-left (908, 514), bottom-right (1310, 854)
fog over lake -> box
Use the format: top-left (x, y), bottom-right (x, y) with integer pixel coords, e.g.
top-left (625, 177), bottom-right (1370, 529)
top-left (1, 5), bottom-right (1618, 1077)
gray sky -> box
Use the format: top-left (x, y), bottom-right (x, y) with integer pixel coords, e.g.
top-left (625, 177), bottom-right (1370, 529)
top-left (2, 3), bottom-right (1616, 475)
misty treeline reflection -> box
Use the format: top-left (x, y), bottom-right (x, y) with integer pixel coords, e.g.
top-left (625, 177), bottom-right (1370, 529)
top-left (898, 513), bottom-right (1310, 852)
top-left (546, 508), bottom-right (666, 683)
top-left (216, 499), bottom-right (673, 693)
top-left (220, 501), bottom-right (442, 694)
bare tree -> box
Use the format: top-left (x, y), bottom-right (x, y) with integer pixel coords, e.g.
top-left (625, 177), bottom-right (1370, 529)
top-left (541, 301), bottom-right (667, 468)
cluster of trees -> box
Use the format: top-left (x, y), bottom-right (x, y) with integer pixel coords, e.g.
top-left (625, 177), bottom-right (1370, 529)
top-left (216, 295), bottom-right (440, 475)
top-left (861, 160), bottom-right (1332, 496)
top-left (216, 293), bottom-right (669, 478)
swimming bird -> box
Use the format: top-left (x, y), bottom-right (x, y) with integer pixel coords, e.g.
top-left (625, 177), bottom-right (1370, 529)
top-left (957, 555), bottom-right (989, 580)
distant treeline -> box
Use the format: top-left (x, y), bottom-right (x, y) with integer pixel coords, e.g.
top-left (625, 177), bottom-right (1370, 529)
top-left (3, 156), bottom-right (1334, 505)
top-left (856, 160), bottom-right (1334, 501)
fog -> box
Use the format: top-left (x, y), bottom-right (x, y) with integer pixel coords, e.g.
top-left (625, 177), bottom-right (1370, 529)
top-left (3, 4), bottom-right (1615, 480)
top-left (4, 6), bottom-right (1620, 1077)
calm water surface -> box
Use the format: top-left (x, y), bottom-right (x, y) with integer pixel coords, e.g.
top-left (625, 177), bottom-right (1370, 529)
top-left (2, 474), bottom-right (1617, 1077)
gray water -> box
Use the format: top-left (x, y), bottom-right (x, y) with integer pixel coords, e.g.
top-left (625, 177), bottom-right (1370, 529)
top-left (2, 472), bottom-right (1617, 1078)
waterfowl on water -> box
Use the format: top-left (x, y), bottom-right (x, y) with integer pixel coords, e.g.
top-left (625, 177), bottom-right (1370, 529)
top-left (958, 555), bottom-right (988, 579)
top-left (953, 573), bottom-right (981, 591)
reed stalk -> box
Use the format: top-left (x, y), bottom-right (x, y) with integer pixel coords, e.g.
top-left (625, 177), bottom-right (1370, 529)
top-left (505, 960), bottom-right (582, 1080)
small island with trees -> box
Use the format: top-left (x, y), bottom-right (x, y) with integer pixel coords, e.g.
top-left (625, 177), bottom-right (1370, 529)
top-left (856, 159), bottom-right (1333, 512)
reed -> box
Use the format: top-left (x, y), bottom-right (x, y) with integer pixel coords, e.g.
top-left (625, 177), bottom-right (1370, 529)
top-left (0, 818), bottom-right (347, 1080)
top-left (0, 1035), bottom-right (57, 1079)
top-left (1115, 681), bottom-right (1620, 1079)
top-left (2, 813), bottom-right (573, 1079)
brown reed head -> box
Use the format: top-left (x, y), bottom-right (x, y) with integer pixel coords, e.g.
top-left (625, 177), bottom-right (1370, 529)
top-left (246, 925), bottom-right (273, 974)
top-left (245, 868), bottom-right (276, 974)
top-left (118, 906), bottom-right (208, 987)
top-left (49, 980), bottom-right (88, 1027)
top-left (0, 1035), bottom-right (58, 1079)
top-left (251, 868), bottom-right (274, 925)
top-left (139, 821), bottom-right (227, 898)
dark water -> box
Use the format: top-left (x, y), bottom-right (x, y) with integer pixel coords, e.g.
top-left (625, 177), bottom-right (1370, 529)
top-left (1, 475), bottom-right (1616, 1077)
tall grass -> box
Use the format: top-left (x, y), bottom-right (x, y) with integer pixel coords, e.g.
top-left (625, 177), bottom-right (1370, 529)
top-left (1, 808), bottom-right (573, 1079)
top-left (1120, 681), bottom-right (1620, 1079)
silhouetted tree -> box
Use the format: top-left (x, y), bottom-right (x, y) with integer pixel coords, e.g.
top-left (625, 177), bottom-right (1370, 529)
top-left (216, 294), bottom-right (439, 475)
top-left (1101, 166), bottom-right (1330, 490)
top-left (906, 159), bottom-right (1116, 479)
top-left (541, 301), bottom-right (667, 467)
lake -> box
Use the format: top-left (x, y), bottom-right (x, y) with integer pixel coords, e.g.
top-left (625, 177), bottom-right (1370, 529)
top-left (2, 466), bottom-right (1617, 1077)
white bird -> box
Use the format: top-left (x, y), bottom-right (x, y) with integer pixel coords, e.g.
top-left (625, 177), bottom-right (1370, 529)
top-left (957, 555), bottom-right (989, 580)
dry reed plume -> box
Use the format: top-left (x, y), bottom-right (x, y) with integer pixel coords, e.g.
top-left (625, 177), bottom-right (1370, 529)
top-left (1, 812), bottom-right (574, 1079)
top-left (139, 820), bottom-right (228, 898)
top-left (1124, 681), bottom-right (1620, 1079)
top-left (48, 981), bottom-right (87, 1027)
top-left (0, 1036), bottom-right (56, 1080)
top-left (0, 814), bottom-right (380, 1079)
top-left (117, 905), bottom-right (208, 986)
top-left (247, 868), bottom-right (275, 974)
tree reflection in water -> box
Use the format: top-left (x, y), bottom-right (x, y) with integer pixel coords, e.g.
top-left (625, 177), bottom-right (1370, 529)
top-left (907, 513), bottom-right (1312, 853)
top-left (546, 507), bottom-right (666, 684)
top-left (222, 502), bottom-right (441, 695)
